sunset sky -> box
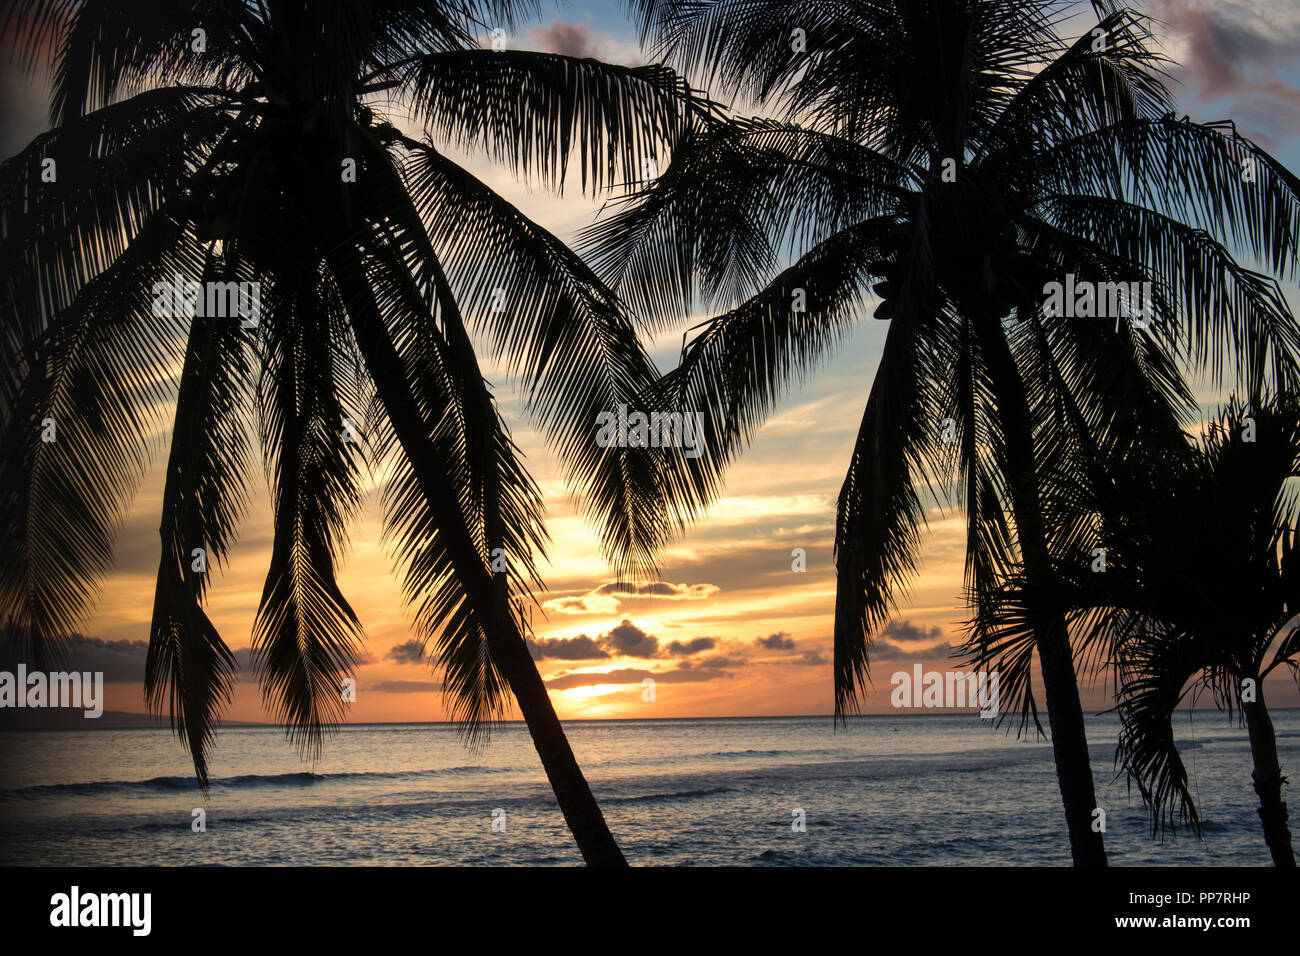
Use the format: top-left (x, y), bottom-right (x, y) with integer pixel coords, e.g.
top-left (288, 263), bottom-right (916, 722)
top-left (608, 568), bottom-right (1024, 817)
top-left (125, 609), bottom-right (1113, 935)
top-left (4, 0), bottom-right (1300, 724)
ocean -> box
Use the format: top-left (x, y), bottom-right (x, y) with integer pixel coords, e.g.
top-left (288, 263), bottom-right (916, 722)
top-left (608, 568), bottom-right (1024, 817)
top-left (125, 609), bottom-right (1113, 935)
top-left (1, 711), bottom-right (1295, 865)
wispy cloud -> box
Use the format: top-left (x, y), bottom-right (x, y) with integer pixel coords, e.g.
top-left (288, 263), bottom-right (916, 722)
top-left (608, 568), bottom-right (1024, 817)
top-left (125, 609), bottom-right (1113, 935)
top-left (542, 580), bottom-right (719, 615)
top-left (1151, 0), bottom-right (1300, 149)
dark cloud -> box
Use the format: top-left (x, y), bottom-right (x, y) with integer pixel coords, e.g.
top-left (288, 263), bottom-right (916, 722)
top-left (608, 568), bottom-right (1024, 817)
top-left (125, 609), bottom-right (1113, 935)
top-left (544, 580), bottom-right (718, 615)
top-left (593, 581), bottom-right (720, 599)
top-left (704, 655), bottom-right (748, 669)
top-left (1153, 1), bottom-right (1300, 123)
top-left (368, 680), bottom-right (444, 693)
top-left (623, 537), bottom-right (836, 605)
top-left (871, 640), bottom-right (959, 662)
top-left (796, 651), bottom-right (828, 666)
top-left (386, 640), bottom-right (426, 666)
top-left (663, 637), bottom-right (715, 656)
top-left (532, 634), bottom-right (610, 660)
top-left (879, 619), bottom-right (944, 643)
top-left (545, 665), bottom-right (727, 690)
top-left (543, 536), bottom-right (835, 606)
top-left (597, 581), bottom-right (676, 596)
top-left (0, 633), bottom-right (150, 683)
top-left (686, 655), bottom-right (749, 670)
top-left (533, 621), bottom-right (723, 661)
top-left (527, 21), bottom-right (597, 58)
top-left (756, 631), bottom-right (795, 649)
top-left (605, 619), bottom-right (659, 657)
top-left (2, 633), bottom-right (381, 686)
top-left (1156, 2), bottom-right (1289, 91)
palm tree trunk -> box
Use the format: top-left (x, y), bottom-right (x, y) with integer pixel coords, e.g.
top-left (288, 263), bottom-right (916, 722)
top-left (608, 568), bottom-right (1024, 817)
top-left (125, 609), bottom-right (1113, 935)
top-left (1243, 684), bottom-right (1295, 866)
top-left (485, 616), bottom-right (629, 864)
top-left (326, 244), bottom-right (627, 866)
top-left (976, 319), bottom-right (1108, 867)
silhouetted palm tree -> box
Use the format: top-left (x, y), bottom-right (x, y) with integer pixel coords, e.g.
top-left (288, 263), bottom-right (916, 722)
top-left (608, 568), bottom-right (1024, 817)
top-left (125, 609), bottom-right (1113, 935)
top-left (583, 0), bottom-right (1300, 865)
top-left (0, 0), bottom-right (705, 866)
top-left (1061, 397), bottom-right (1300, 866)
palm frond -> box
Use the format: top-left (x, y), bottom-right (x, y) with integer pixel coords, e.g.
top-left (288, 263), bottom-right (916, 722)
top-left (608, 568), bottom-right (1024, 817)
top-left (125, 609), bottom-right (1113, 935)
top-left (579, 115), bottom-right (914, 327)
top-left (401, 49), bottom-right (705, 194)
top-left (146, 250), bottom-right (252, 788)
top-left (0, 205), bottom-right (200, 664)
top-left (252, 273), bottom-right (367, 759)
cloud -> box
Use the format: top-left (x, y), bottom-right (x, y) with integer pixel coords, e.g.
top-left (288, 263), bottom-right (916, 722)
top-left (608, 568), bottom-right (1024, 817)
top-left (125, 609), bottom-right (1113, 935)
top-left (595, 581), bottom-right (719, 599)
top-left (869, 620), bottom-right (954, 661)
top-left (526, 21), bottom-right (599, 58)
top-left (663, 637), bottom-right (716, 656)
top-left (386, 640), bottom-right (426, 665)
top-left (531, 634), bottom-right (610, 660)
top-left (533, 620), bottom-right (723, 661)
top-left (542, 594), bottom-right (623, 615)
top-left (689, 655), bottom-right (749, 669)
top-left (878, 619), bottom-right (944, 643)
top-left (522, 21), bottom-right (643, 66)
top-left (369, 680), bottom-right (444, 693)
top-left (543, 580), bottom-right (720, 616)
top-left (1152, 0), bottom-right (1300, 128)
top-left (616, 537), bottom-right (837, 608)
top-left (755, 631), bottom-right (795, 649)
top-left (796, 651), bottom-right (828, 666)
top-left (1, 633), bottom-right (383, 686)
top-left (605, 619), bottom-right (659, 657)
top-left (0, 633), bottom-right (150, 683)
top-left (871, 640), bottom-right (959, 662)
top-left (545, 664), bottom-right (729, 690)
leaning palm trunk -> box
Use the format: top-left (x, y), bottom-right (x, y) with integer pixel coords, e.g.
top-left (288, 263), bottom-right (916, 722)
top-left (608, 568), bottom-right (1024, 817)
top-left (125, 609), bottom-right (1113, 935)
top-left (1243, 685), bottom-right (1295, 867)
top-left (0, 0), bottom-right (716, 867)
top-left (977, 320), bottom-right (1106, 867)
top-left (329, 243), bottom-right (625, 866)
top-left (488, 619), bottom-right (627, 865)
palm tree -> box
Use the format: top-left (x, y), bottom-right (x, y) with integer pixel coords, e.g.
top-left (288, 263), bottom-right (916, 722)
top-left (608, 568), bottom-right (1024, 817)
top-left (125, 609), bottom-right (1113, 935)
top-left (581, 0), bottom-right (1300, 865)
top-left (1064, 397), bottom-right (1300, 866)
top-left (0, 0), bottom-right (706, 866)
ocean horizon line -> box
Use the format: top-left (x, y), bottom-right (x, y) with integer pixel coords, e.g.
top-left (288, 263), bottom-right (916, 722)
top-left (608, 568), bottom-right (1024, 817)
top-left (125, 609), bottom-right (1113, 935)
top-left (7, 707), bottom-right (1297, 732)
